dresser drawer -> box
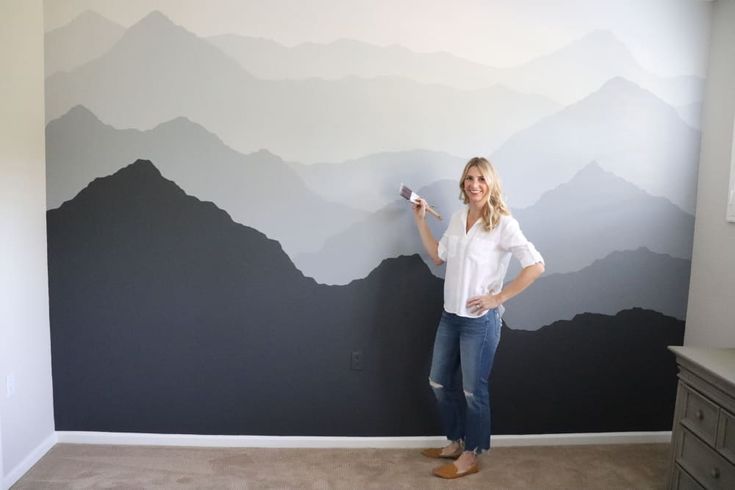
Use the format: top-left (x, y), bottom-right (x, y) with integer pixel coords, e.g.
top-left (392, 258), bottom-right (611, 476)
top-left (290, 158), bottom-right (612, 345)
top-left (681, 385), bottom-right (720, 446)
top-left (717, 410), bottom-right (735, 465)
top-left (678, 428), bottom-right (735, 490)
top-left (673, 464), bottom-right (705, 490)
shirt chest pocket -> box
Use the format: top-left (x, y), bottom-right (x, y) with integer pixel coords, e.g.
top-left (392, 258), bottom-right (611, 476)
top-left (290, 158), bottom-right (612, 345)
top-left (466, 237), bottom-right (494, 264)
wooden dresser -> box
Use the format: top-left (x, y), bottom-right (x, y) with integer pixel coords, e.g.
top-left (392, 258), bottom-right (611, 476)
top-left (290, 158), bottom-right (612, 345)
top-left (669, 347), bottom-right (735, 490)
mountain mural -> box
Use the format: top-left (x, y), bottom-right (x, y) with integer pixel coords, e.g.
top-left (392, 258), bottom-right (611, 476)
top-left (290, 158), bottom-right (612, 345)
top-left (491, 77), bottom-right (701, 213)
top-left (47, 159), bottom-right (684, 435)
top-left (44, 10), bottom-right (560, 163)
top-left (45, 105), bottom-right (367, 255)
top-left (44, 3), bottom-right (703, 440)
top-left (208, 29), bottom-right (703, 108)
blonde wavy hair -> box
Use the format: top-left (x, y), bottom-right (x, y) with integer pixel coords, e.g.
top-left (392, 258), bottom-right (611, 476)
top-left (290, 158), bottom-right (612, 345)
top-left (459, 157), bottom-right (510, 231)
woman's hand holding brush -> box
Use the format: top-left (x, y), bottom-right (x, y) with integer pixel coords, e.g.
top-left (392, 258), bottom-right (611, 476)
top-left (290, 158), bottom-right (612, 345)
top-left (412, 198), bottom-right (429, 221)
top-left (400, 183), bottom-right (442, 220)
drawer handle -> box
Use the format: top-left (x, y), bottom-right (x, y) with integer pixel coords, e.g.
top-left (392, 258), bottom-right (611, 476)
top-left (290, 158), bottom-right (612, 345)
top-left (711, 467), bottom-right (720, 479)
top-left (696, 409), bottom-right (704, 420)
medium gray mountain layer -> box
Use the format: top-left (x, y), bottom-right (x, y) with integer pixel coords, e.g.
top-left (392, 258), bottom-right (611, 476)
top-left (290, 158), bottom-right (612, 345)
top-left (294, 180), bottom-right (461, 284)
top-left (503, 248), bottom-right (691, 330)
top-left (45, 106), bottom-right (367, 255)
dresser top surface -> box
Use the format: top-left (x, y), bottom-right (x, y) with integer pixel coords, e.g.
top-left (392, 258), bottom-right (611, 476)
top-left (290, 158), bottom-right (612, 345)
top-left (669, 346), bottom-right (735, 385)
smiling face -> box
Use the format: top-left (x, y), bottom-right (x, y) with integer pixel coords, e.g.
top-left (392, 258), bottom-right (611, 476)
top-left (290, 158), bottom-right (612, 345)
top-left (463, 165), bottom-right (489, 208)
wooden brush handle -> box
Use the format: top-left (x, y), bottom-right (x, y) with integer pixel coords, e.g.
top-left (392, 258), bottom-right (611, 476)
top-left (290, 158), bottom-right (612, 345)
top-left (426, 205), bottom-right (442, 220)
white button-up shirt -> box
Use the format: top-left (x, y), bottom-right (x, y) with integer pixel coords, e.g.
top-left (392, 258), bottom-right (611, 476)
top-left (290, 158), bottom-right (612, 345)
top-left (437, 208), bottom-right (544, 318)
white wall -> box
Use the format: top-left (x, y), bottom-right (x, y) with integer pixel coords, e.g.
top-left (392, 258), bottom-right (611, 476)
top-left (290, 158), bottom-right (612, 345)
top-left (0, 0), bottom-right (56, 488)
top-left (685, 0), bottom-right (735, 347)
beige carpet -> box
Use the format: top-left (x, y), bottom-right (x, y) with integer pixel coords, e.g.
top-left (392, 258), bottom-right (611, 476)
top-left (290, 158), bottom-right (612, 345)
top-left (13, 443), bottom-right (670, 489)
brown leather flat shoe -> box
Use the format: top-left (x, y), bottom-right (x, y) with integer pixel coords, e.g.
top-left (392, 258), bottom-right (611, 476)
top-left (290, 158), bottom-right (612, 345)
top-left (432, 462), bottom-right (479, 479)
top-left (421, 446), bottom-right (463, 459)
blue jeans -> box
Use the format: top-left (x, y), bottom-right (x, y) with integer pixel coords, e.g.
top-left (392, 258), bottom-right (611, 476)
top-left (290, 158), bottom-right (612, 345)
top-left (429, 309), bottom-right (502, 453)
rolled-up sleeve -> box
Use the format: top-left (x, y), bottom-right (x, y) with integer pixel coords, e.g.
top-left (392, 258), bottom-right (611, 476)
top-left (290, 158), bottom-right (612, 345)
top-left (437, 231), bottom-right (449, 261)
top-left (500, 217), bottom-right (544, 268)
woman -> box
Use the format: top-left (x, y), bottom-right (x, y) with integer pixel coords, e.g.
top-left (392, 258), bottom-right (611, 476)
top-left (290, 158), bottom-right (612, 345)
top-left (413, 156), bottom-right (544, 479)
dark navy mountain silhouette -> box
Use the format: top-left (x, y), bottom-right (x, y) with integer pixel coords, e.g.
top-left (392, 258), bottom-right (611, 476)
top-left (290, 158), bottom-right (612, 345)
top-left (48, 160), bottom-right (443, 435)
top-left (47, 160), bottom-right (682, 435)
top-left (495, 308), bottom-right (683, 433)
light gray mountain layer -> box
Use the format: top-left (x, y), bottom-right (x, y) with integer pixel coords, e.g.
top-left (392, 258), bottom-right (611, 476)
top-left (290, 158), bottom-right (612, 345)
top-left (492, 30), bottom-right (703, 107)
top-left (286, 151), bottom-right (466, 212)
top-left (44, 11), bottom-right (560, 163)
top-left (294, 180), bottom-right (462, 284)
top-left (208, 29), bottom-right (703, 107)
top-left (513, 162), bottom-right (695, 274)
top-left (46, 106), bottom-right (367, 255)
top-left (502, 248), bottom-right (691, 330)
top-left (44, 10), bottom-right (125, 77)
top-left (492, 77), bottom-right (701, 213)
top-left (295, 161), bottom-right (694, 284)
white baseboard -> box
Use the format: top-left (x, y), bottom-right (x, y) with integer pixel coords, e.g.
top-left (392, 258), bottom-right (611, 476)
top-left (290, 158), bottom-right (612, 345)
top-left (56, 431), bottom-right (671, 448)
top-left (3, 432), bottom-right (57, 490)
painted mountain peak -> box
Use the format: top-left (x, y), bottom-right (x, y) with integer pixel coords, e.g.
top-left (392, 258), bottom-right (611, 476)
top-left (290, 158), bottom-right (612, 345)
top-left (50, 9), bottom-right (121, 32)
top-left (44, 10), bottom-right (125, 77)
top-left (493, 75), bottom-right (701, 212)
top-left (513, 160), bottom-right (694, 274)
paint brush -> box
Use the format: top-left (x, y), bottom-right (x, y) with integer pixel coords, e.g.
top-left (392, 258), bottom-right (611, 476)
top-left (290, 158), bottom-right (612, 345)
top-left (399, 183), bottom-right (442, 220)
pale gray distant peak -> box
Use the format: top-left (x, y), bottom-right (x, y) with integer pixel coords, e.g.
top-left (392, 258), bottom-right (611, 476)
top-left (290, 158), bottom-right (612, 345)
top-left (131, 10), bottom-right (173, 29)
top-left (152, 115), bottom-right (212, 133)
top-left (121, 9), bottom-right (242, 65)
top-left (564, 160), bottom-right (620, 184)
top-left (47, 10), bottom-right (123, 34)
top-left (58, 104), bottom-right (100, 122)
top-left (520, 29), bottom-right (636, 69)
top-left (44, 10), bottom-right (126, 76)
top-left (523, 159), bottom-right (688, 215)
top-left (579, 77), bottom-right (656, 105)
top-left (119, 10), bottom-right (199, 46)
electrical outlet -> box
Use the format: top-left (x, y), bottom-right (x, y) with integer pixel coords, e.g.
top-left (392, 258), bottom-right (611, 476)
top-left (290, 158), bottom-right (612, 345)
top-left (6, 373), bottom-right (15, 399)
top-left (351, 351), bottom-right (363, 371)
